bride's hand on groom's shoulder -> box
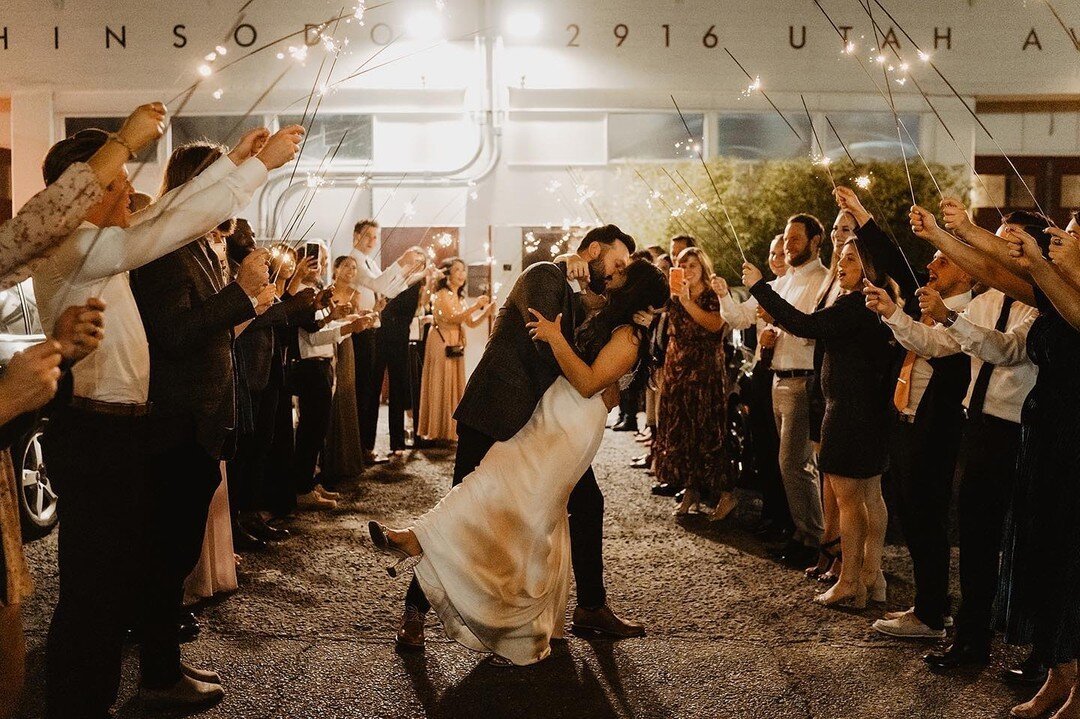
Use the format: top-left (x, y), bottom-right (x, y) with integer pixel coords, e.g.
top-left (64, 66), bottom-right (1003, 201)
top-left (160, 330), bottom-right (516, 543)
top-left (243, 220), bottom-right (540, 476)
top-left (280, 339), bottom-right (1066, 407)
top-left (526, 308), bottom-right (563, 344)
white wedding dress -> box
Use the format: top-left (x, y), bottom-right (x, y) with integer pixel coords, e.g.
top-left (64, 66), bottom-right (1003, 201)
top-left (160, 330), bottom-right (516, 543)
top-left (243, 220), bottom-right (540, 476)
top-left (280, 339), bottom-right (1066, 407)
top-left (411, 375), bottom-right (608, 666)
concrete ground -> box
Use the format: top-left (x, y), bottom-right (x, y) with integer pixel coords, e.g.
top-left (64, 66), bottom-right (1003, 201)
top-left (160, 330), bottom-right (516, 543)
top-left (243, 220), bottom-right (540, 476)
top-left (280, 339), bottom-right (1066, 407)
top-left (19, 422), bottom-right (1031, 719)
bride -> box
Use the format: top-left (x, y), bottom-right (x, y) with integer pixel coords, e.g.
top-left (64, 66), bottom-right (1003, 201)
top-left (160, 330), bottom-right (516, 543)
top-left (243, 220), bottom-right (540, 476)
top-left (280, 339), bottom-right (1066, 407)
top-left (369, 259), bottom-right (667, 666)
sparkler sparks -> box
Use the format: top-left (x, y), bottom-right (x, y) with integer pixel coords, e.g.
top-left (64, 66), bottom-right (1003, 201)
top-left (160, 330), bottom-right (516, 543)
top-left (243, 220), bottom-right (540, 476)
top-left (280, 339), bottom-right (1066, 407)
top-left (855, 175), bottom-right (872, 189)
top-left (741, 76), bottom-right (762, 98)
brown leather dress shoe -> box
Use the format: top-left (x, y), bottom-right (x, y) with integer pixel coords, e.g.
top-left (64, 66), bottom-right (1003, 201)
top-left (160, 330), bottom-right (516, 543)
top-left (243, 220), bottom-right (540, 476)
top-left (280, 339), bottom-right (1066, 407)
top-left (571, 604), bottom-right (646, 638)
top-left (396, 607), bottom-right (425, 651)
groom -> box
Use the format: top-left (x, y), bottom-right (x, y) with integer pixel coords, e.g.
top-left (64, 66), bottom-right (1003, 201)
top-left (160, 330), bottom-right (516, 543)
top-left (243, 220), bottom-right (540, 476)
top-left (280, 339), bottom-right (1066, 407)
top-left (396, 224), bottom-right (646, 650)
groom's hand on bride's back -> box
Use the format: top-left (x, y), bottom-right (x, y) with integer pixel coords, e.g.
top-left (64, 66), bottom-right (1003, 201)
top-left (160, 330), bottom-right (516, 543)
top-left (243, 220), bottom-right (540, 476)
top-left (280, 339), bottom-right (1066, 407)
top-left (526, 308), bottom-right (564, 345)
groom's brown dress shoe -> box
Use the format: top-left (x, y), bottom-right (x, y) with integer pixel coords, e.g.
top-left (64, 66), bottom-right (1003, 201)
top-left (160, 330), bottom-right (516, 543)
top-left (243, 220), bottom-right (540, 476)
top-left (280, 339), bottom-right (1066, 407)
top-left (571, 604), bottom-right (645, 638)
top-left (396, 607), bottom-right (425, 651)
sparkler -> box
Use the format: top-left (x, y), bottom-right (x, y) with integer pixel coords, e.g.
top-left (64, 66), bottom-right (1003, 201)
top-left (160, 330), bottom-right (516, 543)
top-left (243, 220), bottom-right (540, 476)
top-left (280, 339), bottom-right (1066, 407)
top-left (633, 169), bottom-right (741, 276)
top-left (722, 48), bottom-right (804, 143)
top-left (663, 168), bottom-right (733, 248)
top-left (671, 95), bottom-right (749, 263)
top-left (1040, 0), bottom-right (1080, 52)
top-left (825, 114), bottom-right (920, 286)
top-left (870, 0), bottom-right (1053, 222)
top-left (800, 95), bottom-right (836, 191)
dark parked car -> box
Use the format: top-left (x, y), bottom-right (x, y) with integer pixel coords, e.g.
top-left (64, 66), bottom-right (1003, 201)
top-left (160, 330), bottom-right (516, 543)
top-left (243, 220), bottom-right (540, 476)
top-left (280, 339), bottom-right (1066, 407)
top-left (0, 281), bottom-right (56, 541)
top-left (722, 287), bottom-right (759, 491)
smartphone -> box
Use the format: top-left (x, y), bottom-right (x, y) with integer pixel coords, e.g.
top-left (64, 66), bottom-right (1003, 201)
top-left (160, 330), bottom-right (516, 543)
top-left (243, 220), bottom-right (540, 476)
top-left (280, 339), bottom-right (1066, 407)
top-left (301, 242), bottom-right (320, 261)
top-left (669, 266), bottom-right (685, 295)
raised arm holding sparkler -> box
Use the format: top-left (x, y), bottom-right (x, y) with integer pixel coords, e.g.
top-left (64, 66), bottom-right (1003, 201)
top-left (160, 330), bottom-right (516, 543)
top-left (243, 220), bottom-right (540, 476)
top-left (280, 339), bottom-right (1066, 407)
top-left (908, 204), bottom-right (1036, 307)
top-left (1005, 224), bottom-right (1080, 332)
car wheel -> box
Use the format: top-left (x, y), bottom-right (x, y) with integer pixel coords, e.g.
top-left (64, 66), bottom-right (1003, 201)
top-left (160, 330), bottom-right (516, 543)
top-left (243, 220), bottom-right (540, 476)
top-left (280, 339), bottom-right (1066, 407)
top-left (18, 429), bottom-right (58, 541)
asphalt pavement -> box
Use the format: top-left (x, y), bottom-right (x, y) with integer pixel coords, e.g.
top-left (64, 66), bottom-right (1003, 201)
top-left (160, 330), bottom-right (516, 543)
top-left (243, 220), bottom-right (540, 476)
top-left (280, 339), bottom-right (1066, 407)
top-left (19, 423), bottom-right (1029, 719)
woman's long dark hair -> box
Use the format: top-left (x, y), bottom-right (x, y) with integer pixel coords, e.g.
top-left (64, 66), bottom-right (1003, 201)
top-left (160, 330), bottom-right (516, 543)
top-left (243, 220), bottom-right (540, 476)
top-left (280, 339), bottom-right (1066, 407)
top-left (574, 259), bottom-right (668, 366)
top-left (435, 257), bottom-right (466, 298)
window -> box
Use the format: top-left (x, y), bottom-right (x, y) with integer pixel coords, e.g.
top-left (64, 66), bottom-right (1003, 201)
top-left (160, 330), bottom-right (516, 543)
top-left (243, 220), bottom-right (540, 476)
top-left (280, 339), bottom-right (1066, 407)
top-left (63, 117), bottom-right (159, 163)
top-left (817, 112), bottom-right (922, 162)
top-left (716, 113), bottom-right (811, 160)
top-left (277, 113), bottom-right (373, 163)
top-left (171, 116), bottom-right (256, 149)
top-left (608, 112), bottom-right (704, 162)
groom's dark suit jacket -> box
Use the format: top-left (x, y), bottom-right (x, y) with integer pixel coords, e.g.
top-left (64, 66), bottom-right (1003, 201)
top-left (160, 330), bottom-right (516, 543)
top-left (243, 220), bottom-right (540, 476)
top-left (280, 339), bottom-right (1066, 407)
top-left (454, 261), bottom-right (584, 443)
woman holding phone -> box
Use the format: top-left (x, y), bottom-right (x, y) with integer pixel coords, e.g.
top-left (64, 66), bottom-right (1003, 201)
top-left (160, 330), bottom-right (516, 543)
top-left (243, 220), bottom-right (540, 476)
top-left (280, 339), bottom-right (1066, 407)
top-left (651, 246), bottom-right (734, 519)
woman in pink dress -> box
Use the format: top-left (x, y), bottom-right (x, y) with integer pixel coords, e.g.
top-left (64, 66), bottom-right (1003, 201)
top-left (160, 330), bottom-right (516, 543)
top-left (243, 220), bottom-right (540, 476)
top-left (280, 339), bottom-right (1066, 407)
top-left (417, 258), bottom-right (494, 442)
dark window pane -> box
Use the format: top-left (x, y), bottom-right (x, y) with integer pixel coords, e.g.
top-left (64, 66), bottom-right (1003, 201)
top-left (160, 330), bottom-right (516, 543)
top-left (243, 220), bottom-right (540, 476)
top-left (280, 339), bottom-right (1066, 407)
top-left (818, 111), bottom-right (922, 162)
top-left (716, 113), bottom-right (811, 160)
top-left (609, 113), bottom-right (704, 161)
top-left (63, 116), bottom-right (158, 163)
top-left (171, 116), bottom-right (256, 149)
top-left (277, 114), bottom-right (373, 162)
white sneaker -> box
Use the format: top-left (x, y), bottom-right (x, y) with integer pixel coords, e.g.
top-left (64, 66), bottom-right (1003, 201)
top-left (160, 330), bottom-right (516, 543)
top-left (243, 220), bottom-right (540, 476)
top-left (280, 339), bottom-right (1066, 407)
top-left (872, 610), bottom-right (947, 640)
top-left (296, 491), bottom-right (337, 511)
top-left (882, 607), bottom-right (954, 628)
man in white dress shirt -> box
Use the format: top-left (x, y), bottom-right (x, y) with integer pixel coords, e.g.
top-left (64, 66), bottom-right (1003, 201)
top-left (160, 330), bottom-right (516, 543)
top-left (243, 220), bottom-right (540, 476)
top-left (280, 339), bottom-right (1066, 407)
top-left (714, 235), bottom-right (794, 538)
top-left (754, 215), bottom-right (829, 567)
top-left (347, 219), bottom-right (426, 463)
top-left (34, 117), bottom-right (301, 717)
top-left (866, 279), bottom-right (1037, 667)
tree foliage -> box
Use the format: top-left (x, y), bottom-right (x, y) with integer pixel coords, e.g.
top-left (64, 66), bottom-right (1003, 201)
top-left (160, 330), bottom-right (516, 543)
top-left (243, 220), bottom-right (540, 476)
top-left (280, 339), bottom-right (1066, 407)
top-left (595, 159), bottom-right (966, 282)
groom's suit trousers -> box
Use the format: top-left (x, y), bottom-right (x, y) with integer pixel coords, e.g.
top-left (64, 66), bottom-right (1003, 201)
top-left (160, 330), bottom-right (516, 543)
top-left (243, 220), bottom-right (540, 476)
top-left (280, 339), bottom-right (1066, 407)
top-left (405, 422), bottom-right (608, 612)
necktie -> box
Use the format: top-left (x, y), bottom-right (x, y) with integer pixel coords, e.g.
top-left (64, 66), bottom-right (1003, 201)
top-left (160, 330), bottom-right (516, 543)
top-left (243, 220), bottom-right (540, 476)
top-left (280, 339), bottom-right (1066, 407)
top-left (893, 314), bottom-right (934, 413)
top-left (966, 296), bottom-right (1015, 419)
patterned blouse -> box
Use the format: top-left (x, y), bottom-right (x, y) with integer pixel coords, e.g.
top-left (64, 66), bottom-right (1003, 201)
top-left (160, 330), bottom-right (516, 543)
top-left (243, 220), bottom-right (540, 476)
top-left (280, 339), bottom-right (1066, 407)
top-left (0, 162), bottom-right (103, 291)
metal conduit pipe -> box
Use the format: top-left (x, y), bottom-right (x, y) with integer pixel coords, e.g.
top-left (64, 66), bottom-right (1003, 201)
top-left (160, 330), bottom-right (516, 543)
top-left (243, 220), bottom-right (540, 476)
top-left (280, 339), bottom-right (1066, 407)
top-left (259, 28), bottom-right (502, 237)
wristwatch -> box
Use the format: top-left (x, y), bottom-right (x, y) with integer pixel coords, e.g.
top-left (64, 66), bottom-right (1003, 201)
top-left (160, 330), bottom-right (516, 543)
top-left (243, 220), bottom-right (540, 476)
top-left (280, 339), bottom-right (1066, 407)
top-left (942, 309), bottom-right (959, 328)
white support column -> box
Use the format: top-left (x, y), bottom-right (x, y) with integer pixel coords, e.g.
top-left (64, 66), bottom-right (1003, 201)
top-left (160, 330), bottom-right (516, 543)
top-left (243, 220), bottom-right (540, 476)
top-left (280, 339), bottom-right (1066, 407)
top-left (10, 87), bottom-right (55, 210)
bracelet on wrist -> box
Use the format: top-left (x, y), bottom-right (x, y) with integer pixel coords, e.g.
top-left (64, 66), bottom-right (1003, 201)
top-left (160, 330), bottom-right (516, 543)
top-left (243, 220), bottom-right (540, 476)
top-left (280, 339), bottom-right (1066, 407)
top-left (107, 132), bottom-right (139, 160)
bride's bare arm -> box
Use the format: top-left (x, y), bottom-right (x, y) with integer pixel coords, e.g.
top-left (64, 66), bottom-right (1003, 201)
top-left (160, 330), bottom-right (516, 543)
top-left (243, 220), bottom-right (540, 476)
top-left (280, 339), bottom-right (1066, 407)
top-left (527, 309), bottom-right (640, 398)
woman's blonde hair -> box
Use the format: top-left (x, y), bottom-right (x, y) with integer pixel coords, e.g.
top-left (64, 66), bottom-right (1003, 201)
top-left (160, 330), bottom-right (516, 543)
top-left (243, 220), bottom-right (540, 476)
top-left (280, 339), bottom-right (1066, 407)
top-left (676, 246), bottom-right (715, 284)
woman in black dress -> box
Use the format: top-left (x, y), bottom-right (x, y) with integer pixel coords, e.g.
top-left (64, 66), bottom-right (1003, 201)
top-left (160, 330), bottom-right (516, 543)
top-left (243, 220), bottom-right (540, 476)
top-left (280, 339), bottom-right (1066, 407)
top-left (744, 240), bottom-right (894, 608)
top-left (998, 220), bottom-right (1080, 719)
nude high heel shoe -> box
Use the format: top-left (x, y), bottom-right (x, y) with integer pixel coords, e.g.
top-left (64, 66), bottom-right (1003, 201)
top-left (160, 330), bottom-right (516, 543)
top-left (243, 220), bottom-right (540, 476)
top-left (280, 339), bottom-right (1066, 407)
top-left (368, 521), bottom-right (422, 578)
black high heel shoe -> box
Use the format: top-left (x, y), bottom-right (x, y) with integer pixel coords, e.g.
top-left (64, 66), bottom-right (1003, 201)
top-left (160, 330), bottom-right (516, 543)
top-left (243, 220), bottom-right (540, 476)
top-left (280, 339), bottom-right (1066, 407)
top-left (368, 521), bottom-right (422, 578)
top-left (805, 537), bottom-right (841, 581)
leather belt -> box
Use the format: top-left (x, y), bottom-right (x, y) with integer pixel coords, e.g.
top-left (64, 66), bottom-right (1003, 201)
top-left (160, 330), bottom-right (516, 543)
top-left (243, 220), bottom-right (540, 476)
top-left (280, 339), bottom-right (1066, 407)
top-left (71, 396), bottom-right (152, 418)
top-left (774, 369), bottom-right (814, 379)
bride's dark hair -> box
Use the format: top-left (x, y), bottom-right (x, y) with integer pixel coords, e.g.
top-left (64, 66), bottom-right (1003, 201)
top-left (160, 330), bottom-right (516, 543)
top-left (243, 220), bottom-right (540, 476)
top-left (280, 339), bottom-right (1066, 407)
top-left (574, 259), bottom-right (669, 365)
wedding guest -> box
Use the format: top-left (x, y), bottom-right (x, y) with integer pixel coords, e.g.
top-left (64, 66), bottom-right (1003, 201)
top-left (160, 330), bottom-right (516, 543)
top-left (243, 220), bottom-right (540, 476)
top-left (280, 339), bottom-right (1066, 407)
top-left (652, 247), bottom-right (734, 519)
top-left (227, 223), bottom-right (312, 547)
top-left (348, 220), bottom-right (427, 465)
top-left (36, 116), bottom-right (296, 717)
top-left (263, 247), bottom-right (323, 518)
top-left (130, 134), bottom-right (292, 708)
top-left (745, 237), bottom-right (894, 608)
top-left (291, 245), bottom-right (376, 510)
top-left (762, 215), bottom-right (829, 568)
top-left (997, 216), bottom-right (1080, 718)
top-left (417, 257), bottom-right (493, 442)
top-left (0, 309), bottom-right (105, 719)
top-left (803, 209), bottom-right (858, 580)
top-left (714, 235), bottom-right (791, 541)
top-left (634, 252), bottom-right (674, 470)
top-left (321, 255), bottom-right (365, 484)
top-left (183, 463), bottom-right (238, 606)
top-left (612, 250), bottom-right (657, 433)
top-left (670, 234), bottom-right (696, 259)
top-left (834, 187), bottom-right (974, 640)
top-left (909, 200), bottom-right (1072, 705)
top-left (374, 262), bottom-right (429, 458)
top-left (0, 103), bottom-right (162, 290)
top-left (863, 240), bottom-right (1036, 670)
